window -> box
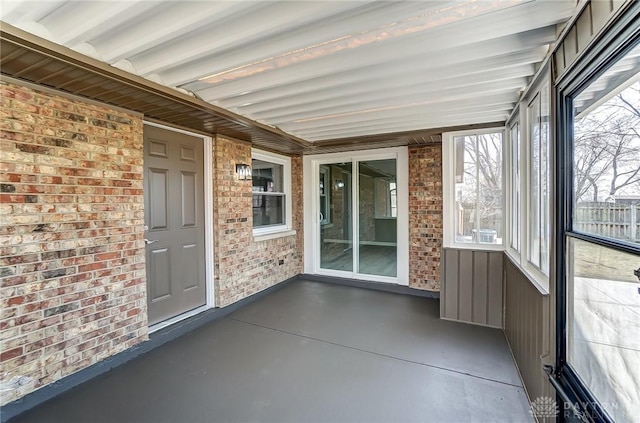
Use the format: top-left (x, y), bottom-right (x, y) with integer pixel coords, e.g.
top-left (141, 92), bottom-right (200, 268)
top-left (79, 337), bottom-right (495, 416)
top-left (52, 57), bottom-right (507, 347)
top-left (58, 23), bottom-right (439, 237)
top-left (374, 178), bottom-right (397, 218)
top-left (573, 81), bottom-right (640, 243)
top-left (252, 149), bottom-right (292, 235)
top-left (504, 66), bottom-right (551, 291)
top-left (527, 83), bottom-right (550, 275)
top-left (443, 129), bottom-right (504, 248)
top-left (555, 27), bottom-right (640, 423)
top-left (319, 166), bottom-right (331, 225)
top-left (509, 121), bottom-right (521, 252)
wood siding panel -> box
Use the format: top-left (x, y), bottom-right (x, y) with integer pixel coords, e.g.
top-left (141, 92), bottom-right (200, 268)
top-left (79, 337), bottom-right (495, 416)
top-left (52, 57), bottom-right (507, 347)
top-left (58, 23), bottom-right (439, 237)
top-left (442, 248), bottom-right (459, 320)
top-left (472, 251), bottom-right (489, 325)
top-left (487, 252), bottom-right (504, 327)
top-left (591, 0), bottom-right (613, 33)
top-left (441, 248), bottom-right (503, 328)
top-left (504, 258), bottom-right (553, 403)
top-left (554, 0), bottom-right (629, 82)
top-left (457, 250), bottom-right (474, 323)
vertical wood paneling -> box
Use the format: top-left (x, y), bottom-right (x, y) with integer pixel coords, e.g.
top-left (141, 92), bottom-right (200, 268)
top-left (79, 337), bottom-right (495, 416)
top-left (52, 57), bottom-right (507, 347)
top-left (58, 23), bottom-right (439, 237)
top-left (564, 26), bottom-right (579, 65)
top-left (591, 0), bottom-right (613, 32)
top-left (472, 251), bottom-right (489, 324)
top-left (557, 43), bottom-right (566, 75)
top-left (611, 0), bottom-right (627, 13)
top-left (487, 252), bottom-right (504, 327)
top-left (576, 4), bottom-right (594, 52)
top-left (504, 258), bottom-right (553, 403)
top-left (442, 248), bottom-right (459, 319)
top-left (441, 248), bottom-right (503, 328)
top-left (457, 250), bottom-right (474, 322)
top-left (555, 0), bottom-right (628, 81)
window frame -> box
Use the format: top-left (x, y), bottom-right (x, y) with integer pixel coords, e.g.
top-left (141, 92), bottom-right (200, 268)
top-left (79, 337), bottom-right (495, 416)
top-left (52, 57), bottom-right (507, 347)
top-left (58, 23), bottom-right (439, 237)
top-left (373, 177), bottom-right (397, 219)
top-left (526, 82), bottom-right (551, 277)
top-left (319, 165), bottom-right (331, 225)
top-left (251, 149), bottom-right (293, 239)
top-left (442, 127), bottom-right (506, 251)
top-left (554, 8), bottom-right (640, 422)
top-left (507, 117), bottom-right (521, 255)
top-left (504, 65), bottom-right (552, 294)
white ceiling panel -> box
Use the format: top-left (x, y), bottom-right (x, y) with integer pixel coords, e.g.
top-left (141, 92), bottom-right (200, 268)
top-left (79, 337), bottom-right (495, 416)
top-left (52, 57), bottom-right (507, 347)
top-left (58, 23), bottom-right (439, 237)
top-left (0, 0), bottom-right (578, 143)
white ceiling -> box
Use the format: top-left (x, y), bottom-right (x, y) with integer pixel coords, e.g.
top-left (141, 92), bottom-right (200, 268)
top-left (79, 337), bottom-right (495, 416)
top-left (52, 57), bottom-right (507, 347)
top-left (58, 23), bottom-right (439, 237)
top-left (0, 0), bottom-right (577, 143)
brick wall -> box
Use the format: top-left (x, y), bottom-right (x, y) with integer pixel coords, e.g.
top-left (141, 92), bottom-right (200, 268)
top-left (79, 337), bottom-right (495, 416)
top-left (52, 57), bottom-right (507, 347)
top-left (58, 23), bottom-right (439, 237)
top-left (408, 145), bottom-right (443, 291)
top-left (213, 136), bottom-right (303, 307)
top-left (359, 175), bottom-right (375, 242)
top-left (0, 82), bottom-right (148, 405)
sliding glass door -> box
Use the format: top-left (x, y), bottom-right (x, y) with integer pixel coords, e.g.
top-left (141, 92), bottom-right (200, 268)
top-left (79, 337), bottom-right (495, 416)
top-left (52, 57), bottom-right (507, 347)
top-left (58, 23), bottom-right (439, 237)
top-left (308, 148), bottom-right (408, 284)
top-left (358, 159), bottom-right (397, 277)
top-left (319, 162), bottom-right (353, 272)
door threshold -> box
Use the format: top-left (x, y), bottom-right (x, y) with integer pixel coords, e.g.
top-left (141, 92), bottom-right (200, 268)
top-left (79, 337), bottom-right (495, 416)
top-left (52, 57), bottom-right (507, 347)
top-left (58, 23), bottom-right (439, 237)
top-left (148, 305), bottom-right (210, 334)
top-left (302, 274), bottom-right (439, 299)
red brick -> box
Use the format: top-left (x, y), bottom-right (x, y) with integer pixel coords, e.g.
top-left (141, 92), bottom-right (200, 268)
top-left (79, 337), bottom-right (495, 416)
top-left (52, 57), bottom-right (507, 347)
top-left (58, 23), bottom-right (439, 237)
top-left (94, 252), bottom-right (120, 261)
top-left (1, 81), bottom-right (147, 406)
top-left (0, 347), bottom-right (23, 362)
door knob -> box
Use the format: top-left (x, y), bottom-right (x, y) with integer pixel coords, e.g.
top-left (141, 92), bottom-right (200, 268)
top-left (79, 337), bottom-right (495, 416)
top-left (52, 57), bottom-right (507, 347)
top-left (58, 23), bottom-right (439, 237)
top-left (144, 239), bottom-right (159, 245)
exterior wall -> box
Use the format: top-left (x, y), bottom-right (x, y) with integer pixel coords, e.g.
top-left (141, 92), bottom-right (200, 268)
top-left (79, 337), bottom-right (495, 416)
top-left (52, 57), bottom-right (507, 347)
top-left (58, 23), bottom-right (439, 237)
top-left (0, 81), bottom-right (148, 405)
top-left (504, 258), bottom-right (553, 404)
top-left (213, 136), bottom-right (303, 307)
top-left (408, 145), bottom-right (443, 291)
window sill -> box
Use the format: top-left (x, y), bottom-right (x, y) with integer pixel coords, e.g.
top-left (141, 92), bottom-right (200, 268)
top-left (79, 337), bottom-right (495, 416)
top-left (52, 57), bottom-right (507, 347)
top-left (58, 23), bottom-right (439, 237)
top-left (253, 229), bottom-right (297, 242)
top-left (443, 243), bottom-right (505, 252)
top-left (504, 250), bottom-right (550, 295)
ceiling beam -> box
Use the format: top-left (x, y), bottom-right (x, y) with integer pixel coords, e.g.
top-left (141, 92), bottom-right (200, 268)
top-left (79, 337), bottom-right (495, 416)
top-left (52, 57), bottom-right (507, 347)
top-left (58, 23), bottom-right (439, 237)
top-left (192, 26), bottom-right (555, 101)
top-left (301, 112), bottom-right (509, 141)
top-left (256, 77), bottom-right (527, 123)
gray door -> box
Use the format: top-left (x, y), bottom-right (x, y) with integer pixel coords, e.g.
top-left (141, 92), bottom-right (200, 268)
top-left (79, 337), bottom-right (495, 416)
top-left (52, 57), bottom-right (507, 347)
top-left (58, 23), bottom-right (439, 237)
top-left (143, 125), bottom-right (206, 325)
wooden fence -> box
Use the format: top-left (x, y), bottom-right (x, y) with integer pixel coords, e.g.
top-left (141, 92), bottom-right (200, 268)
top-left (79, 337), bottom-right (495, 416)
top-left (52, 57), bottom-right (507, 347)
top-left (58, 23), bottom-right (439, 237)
top-left (574, 203), bottom-right (640, 242)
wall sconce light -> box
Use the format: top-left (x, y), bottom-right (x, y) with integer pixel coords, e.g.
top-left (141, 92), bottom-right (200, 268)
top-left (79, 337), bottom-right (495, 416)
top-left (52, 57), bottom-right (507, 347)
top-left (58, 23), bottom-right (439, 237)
top-left (335, 180), bottom-right (344, 189)
top-left (236, 163), bottom-right (252, 180)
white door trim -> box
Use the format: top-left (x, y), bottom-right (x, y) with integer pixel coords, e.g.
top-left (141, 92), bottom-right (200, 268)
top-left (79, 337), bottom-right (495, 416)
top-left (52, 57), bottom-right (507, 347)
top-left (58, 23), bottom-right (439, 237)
top-left (303, 147), bottom-right (409, 286)
top-left (142, 121), bottom-right (215, 333)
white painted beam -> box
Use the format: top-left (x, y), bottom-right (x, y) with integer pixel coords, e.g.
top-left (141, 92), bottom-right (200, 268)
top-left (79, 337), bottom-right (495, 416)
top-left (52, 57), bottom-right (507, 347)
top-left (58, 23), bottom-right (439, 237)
top-left (235, 64), bottom-right (535, 116)
top-left (304, 113), bottom-right (509, 142)
top-left (249, 77), bottom-right (527, 123)
top-left (131, 1), bottom-right (379, 76)
top-left (164, 1), bottom-right (567, 87)
top-left (0, 0), bottom-right (66, 23)
top-left (193, 26), bottom-right (554, 102)
top-left (216, 48), bottom-right (544, 108)
top-left (292, 108), bottom-right (513, 140)
top-left (95, 2), bottom-right (255, 63)
top-left (283, 102), bottom-right (515, 136)
top-left (41, 1), bottom-right (160, 46)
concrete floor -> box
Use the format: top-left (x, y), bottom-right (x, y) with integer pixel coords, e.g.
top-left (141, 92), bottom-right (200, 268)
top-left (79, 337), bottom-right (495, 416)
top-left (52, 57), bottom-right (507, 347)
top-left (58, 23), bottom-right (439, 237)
top-left (9, 280), bottom-right (533, 423)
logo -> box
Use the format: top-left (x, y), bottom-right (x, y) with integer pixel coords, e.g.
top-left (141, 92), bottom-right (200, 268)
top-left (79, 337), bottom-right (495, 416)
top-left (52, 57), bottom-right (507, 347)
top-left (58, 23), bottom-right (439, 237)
top-left (530, 396), bottom-right (559, 418)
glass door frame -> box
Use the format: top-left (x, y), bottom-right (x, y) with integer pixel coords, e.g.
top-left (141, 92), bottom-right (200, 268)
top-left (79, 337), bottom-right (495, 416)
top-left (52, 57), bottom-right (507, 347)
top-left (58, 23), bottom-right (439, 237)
top-left (554, 4), bottom-right (640, 422)
top-left (303, 147), bottom-right (409, 285)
